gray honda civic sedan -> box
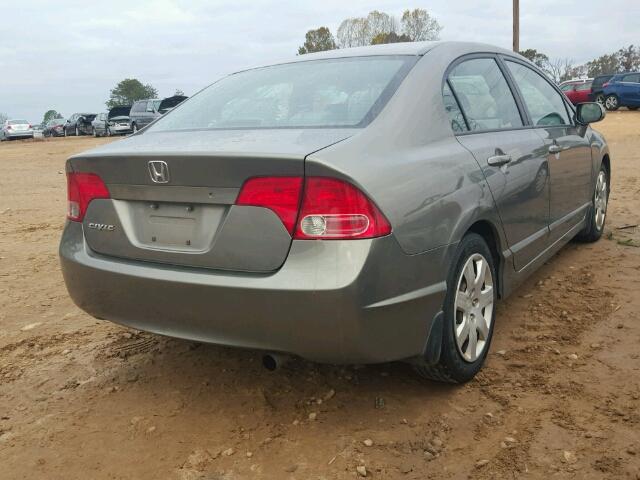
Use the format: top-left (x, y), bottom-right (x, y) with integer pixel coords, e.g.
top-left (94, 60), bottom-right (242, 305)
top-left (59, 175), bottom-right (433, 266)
top-left (60, 41), bottom-right (610, 383)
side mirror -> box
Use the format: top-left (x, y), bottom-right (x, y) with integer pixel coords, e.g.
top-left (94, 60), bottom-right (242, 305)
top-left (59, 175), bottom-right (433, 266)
top-left (576, 102), bottom-right (605, 125)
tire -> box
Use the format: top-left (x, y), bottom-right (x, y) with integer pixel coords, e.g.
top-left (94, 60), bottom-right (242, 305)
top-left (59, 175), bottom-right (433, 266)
top-left (75, 126), bottom-right (80, 136)
top-left (414, 233), bottom-right (497, 383)
top-left (595, 93), bottom-right (605, 105)
top-left (132, 123), bottom-right (138, 133)
top-left (575, 165), bottom-right (609, 243)
top-left (604, 94), bottom-right (619, 111)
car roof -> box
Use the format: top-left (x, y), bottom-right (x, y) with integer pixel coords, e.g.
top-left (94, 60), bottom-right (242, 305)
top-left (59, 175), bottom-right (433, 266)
top-left (237, 41), bottom-right (522, 72)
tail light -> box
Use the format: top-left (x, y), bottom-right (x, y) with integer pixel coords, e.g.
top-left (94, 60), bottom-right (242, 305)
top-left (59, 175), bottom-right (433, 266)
top-left (294, 177), bottom-right (391, 239)
top-left (236, 177), bottom-right (303, 234)
top-left (66, 172), bottom-right (110, 221)
top-left (236, 176), bottom-right (391, 240)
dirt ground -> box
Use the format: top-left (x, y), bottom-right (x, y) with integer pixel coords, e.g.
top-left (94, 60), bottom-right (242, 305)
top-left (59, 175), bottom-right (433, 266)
top-left (1, 114), bottom-right (639, 480)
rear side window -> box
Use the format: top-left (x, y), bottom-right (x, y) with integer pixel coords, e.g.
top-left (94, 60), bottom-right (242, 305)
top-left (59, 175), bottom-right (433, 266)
top-left (442, 83), bottom-right (468, 133)
top-left (447, 58), bottom-right (522, 131)
top-left (560, 84), bottom-right (575, 92)
top-left (623, 73), bottom-right (640, 83)
top-left (505, 61), bottom-right (571, 126)
top-left (133, 102), bottom-right (146, 113)
top-left (575, 82), bottom-right (592, 91)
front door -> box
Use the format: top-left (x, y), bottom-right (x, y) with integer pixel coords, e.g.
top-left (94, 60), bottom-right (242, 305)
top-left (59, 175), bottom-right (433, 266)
top-left (504, 60), bottom-right (592, 240)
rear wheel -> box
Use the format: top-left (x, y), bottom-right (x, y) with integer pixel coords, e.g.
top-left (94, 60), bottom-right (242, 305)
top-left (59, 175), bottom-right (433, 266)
top-left (605, 94), bottom-right (619, 111)
top-left (414, 233), bottom-right (497, 383)
top-left (576, 165), bottom-right (609, 242)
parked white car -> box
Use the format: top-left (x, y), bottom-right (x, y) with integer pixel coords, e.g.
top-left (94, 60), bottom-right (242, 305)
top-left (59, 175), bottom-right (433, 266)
top-left (1, 119), bottom-right (34, 141)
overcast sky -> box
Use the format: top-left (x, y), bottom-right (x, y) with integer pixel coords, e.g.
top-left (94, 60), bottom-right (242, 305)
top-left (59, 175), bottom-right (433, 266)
top-left (1, 0), bottom-right (638, 122)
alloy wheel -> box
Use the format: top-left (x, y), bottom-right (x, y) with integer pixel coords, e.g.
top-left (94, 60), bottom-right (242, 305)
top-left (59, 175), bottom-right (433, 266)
top-left (453, 253), bottom-right (494, 362)
top-left (605, 96), bottom-right (618, 110)
top-left (594, 170), bottom-right (608, 231)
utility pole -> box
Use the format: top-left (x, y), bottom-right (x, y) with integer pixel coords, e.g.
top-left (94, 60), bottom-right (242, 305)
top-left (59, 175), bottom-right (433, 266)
top-left (513, 0), bottom-right (519, 52)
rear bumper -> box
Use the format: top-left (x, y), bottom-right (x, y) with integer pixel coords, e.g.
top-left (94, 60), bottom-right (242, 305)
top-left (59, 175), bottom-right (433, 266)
top-left (60, 221), bottom-right (450, 364)
top-left (109, 124), bottom-right (131, 134)
top-left (5, 131), bottom-right (33, 138)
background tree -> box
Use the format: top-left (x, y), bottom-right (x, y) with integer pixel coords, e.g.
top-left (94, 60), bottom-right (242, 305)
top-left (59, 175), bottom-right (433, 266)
top-left (106, 78), bottom-right (158, 109)
top-left (335, 8), bottom-right (441, 48)
top-left (298, 27), bottom-right (337, 54)
top-left (42, 109), bottom-right (62, 125)
top-left (585, 53), bottom-right (621, 77)
top-left (337, 17), bottom-right (370, 48)
top-left (519, 49), bottom-right (549, 69)
top-left (545, 57), bottom-right (575, 83)
top-left (0, 112), bottom-right (8, 124)
top-left (616, 45), bottom-right (640, 72)
top-left (371, 32), bottom-right (412, 45)
top-left (400, 8), bottom-right (442, 41)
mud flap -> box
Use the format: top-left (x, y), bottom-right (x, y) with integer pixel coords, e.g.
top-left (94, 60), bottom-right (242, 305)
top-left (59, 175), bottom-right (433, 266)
top-left (422, 311), bottom-right (443, 365)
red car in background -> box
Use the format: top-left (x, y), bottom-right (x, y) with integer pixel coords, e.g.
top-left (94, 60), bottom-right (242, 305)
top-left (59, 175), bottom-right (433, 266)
top-left (560, 79), bottom-right (593, 105)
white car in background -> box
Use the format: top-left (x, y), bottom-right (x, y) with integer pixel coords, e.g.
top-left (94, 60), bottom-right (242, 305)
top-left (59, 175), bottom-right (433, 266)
top-left (1, 119), bottom-right (34, 141)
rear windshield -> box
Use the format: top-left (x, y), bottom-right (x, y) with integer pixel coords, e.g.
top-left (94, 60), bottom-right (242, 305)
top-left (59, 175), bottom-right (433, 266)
top-left (8, 120), bottom-right (28, 125)
top-left (148, 56), bottom-right (415, 131)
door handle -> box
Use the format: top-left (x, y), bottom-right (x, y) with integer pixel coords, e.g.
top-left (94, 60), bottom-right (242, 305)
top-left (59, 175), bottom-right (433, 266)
top-left (548, 144), bottom-right (562, 154)
top-left (487, 154), bottom-right (512, 166)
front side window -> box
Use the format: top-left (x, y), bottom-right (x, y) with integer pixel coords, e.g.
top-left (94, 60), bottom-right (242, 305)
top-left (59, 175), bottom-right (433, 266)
top-left (148, 56), bottom-right (414, 131)
top-left (447, 58), bottom-right (522, 131)
top-left (622, 73), bottom-right (640, 83)
top-left (506, 61), bottom-right (570, 126)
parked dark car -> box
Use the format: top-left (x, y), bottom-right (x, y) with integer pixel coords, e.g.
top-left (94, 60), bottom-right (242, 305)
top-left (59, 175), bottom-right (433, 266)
top-left (129, 95), bottom-right (187, 132)
top-left (60, 42), bottom-right (610, 383)
top-left (64, 113), bottom-right (97, 136)
top-left (589, 74), bottom-right (615, 104)
top-left (92, 106), bottom-right (132, 137)
top-left (602, 72), bottom-right (640, 111)
top-left (43, 118), bottom-right (66, 137)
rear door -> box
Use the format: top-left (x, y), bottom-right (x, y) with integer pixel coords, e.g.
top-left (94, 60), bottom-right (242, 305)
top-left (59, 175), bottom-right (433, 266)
top-left (620, 73), bottom-right (640, 105)
top-left (504, 59), bottom-right (592, 241)
top-left (447, 56), bottom-right (550, 271)
top-left (131, 101), bottom-right (146, 126)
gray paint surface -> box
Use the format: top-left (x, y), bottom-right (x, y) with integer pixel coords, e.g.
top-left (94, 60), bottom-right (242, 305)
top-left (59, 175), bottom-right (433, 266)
top-left (60, 41), bottom-right (610, 364)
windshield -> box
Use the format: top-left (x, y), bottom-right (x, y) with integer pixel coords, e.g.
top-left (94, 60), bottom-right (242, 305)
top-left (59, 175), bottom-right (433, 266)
top-left (148, 56), bottom-right (414, 132)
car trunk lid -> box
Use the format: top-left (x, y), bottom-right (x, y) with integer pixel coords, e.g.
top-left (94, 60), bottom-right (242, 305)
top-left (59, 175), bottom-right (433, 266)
top-left (68, 128), bottom-right (353, 272)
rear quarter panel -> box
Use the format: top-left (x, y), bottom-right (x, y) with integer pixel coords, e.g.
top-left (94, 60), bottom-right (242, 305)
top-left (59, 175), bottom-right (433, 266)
top-left (306, 43), bottom-right (509, 257)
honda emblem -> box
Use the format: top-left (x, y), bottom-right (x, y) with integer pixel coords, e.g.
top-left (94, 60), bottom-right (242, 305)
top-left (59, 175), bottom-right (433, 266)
top-left (148, 161), bottom-right (170, 184)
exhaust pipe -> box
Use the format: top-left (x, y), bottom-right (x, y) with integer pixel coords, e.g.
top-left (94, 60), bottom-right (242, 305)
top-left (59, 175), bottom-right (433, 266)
top-left (262, 352), bottom-right (290, 371)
